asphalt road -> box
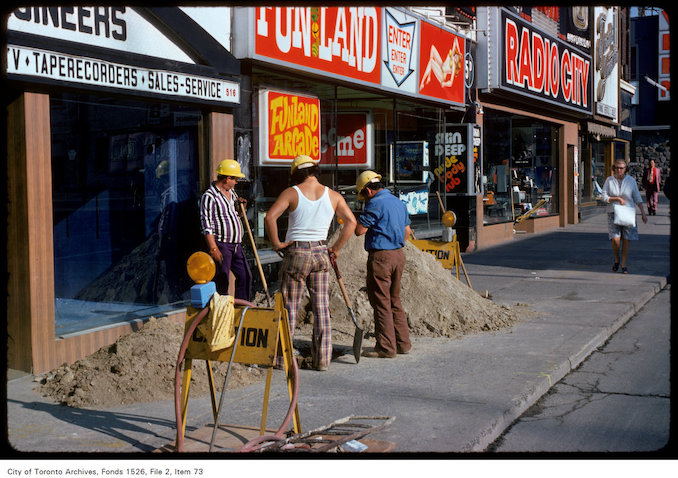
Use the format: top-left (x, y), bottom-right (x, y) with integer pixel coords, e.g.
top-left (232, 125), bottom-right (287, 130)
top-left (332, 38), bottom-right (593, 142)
top-left (489, 285), bottom-right (671, 453)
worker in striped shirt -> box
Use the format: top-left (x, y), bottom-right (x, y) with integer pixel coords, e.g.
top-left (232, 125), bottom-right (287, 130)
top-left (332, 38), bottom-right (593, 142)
top-left (199, 159), bottom-right (252, 301)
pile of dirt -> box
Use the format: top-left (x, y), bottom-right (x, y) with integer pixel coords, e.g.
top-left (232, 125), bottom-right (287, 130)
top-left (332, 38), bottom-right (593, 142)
top-left (38, 229), bottom-right (525, 409)
top-left (36, 316), bottom-right (264, 408)
top-left (296, 231), bottom-right (524, 342)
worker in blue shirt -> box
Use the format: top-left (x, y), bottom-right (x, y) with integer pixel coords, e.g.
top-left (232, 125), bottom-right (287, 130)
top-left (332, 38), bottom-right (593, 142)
top-left (354, 171), bottom-right (412, 358)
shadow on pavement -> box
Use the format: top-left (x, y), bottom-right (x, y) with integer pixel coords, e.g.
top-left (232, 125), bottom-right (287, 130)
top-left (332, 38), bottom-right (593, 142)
top-left (463, 215), bottom-right (670, 278)
top-left (6, 398), bottom-right (177, 454)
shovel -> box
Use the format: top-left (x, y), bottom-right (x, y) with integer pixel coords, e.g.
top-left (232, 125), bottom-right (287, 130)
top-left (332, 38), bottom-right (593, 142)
top-left (239, 201), bottom-right (273, 306)
top-left (329, 253), bottom-right (363, 363)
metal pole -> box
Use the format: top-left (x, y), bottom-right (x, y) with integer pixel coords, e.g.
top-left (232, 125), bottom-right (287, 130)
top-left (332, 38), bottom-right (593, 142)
top-left (209, 307), bottom-right (250, 452)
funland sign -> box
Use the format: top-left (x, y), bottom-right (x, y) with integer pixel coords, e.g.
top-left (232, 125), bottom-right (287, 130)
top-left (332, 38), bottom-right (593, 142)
top-left (500, 10), bottom-right (592, 114)
top-left (258, 89), bottom-right (321, 166)
top-left (249, 6), bottom-right (466, 107)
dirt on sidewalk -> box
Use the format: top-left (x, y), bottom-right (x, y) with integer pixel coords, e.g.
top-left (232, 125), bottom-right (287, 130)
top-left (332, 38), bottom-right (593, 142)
top-left (37, 231), bottom-right (527, 409)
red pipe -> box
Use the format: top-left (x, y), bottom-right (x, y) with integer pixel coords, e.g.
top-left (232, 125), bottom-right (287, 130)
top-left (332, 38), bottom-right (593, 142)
top-left (237, 351), bottom-right (300, 452)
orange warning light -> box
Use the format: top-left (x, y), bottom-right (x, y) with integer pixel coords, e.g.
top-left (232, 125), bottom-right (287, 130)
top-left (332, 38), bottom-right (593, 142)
top-left (187, 251), bottom-right (216, 284)
top-left (442, 210), bottom-right (457, 228)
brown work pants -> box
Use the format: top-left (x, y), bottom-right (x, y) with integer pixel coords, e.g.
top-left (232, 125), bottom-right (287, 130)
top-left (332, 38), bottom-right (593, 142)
top-left (366, 248), bottom-right (411, 357)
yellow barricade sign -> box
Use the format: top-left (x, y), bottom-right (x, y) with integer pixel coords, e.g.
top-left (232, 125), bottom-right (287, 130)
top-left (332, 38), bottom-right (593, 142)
top-left (409, 238), bottom-right (458, 270)
top-left (184, 304), bottom-right (280, 366)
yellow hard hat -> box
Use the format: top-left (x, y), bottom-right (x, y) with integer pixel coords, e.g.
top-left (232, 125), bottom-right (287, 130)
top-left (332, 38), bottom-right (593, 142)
top-left (290, 155), bottom-right (317, 175)
top-left (356, 170), bottom-right (382, 200)
top-left (155, 160), bottom-right (169, 178)
top-left (216, 159), bottom-right (245, 178)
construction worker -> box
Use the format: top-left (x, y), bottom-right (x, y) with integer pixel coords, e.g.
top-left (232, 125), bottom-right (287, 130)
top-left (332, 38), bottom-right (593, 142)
top-left (199, 159), bottom-right (252, 301)
top-left (354, 171), bottom-right (412, 358)
top-left (265, 155), bottom-right (356, 371)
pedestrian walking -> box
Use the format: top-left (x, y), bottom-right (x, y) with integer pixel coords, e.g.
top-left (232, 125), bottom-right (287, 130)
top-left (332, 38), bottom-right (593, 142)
top-left (199, 159), bottom-right (252, 300)
top-left (264, 155), bottom-right (356, 371)
top-left (354, 171), bottom-right (412, 358)
top-left (601, 159), bottom-right (648, 274)
top-left (642, 159), bottom-right (662, 215)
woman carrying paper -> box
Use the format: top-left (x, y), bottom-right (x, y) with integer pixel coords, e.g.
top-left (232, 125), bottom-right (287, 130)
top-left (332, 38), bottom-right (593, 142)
top-left (601, 159), bottom-right (648, 274)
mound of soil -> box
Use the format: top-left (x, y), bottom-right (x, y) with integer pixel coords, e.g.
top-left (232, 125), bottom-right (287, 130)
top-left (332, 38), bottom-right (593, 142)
top-left (36, 316), bottom-right (264, 408)
top-left (296, 231), bottom-right (523, 341)
top-left (37, 229), bottom-right (525, 409)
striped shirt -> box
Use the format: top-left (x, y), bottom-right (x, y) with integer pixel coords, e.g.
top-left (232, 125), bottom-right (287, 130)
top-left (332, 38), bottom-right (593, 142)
top-left (199, 183), bottom-right (243, 243)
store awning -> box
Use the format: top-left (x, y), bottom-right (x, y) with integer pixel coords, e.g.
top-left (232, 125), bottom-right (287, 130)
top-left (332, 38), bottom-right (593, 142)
top-left (586, 122), bottom-right (617, 138)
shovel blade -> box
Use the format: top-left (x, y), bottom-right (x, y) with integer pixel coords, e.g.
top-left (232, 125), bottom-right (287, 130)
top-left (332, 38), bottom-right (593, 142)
top-left (352, 326), bottom-right (363, 363)
top-left (348, 307), bottom-right (363, 363)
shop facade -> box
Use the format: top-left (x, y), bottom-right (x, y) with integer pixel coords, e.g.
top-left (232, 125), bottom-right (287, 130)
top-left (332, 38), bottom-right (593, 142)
top-left (474, 7), bottom-right (597, 247)
top-left (578, 7), bottom-right (633, 220)
top-left (629, 9), bottom-right (671, 188)
top-left (6, 6), bottom-right (242, 373)
top-left (230, 6), bottom-right (480, 256)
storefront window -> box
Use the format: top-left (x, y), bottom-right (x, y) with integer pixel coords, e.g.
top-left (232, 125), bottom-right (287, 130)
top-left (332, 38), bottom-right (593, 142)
top-left (51, 94), bottom-right (204, 336)
top-left (614, 140), bottom-right (628, 164)
top-left (591, 141), bottom-right (606, 198)
top-left (483, 110), bottom-right (559, 224)
top-left (580, 135), bottom-right (592, 203)
top-left (394, 106), bottom-right (445, 232)
top-left (246, 68), bottom-right (460, 247)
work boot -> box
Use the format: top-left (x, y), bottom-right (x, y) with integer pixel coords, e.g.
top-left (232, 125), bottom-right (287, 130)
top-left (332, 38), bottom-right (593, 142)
top-left (362, 347), bottom-right (396, 358)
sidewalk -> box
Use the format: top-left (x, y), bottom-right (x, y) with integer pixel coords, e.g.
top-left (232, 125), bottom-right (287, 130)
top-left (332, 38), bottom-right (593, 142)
top-left (5, 197), bottom-right (671, 454)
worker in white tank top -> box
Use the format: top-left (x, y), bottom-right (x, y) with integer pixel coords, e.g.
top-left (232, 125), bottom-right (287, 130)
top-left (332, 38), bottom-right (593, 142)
top-left (284, 185), bottom-right (335, 242)
top-left (265, 155), bottom-right (356, 371)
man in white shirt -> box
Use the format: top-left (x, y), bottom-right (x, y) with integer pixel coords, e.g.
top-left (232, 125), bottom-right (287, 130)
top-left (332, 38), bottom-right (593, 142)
top-left (265, 155), bottom-right (356, 371)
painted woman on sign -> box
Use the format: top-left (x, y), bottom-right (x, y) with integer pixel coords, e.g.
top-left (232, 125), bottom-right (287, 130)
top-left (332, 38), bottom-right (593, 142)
top-left (419, 37), bottom-right (463, 90)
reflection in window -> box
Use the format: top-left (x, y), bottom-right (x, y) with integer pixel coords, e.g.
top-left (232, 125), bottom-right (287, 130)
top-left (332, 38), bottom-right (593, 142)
top-left (591, 140), bottom-right (607, 200)
top-left (51, 94), bottom-right (203, 336)
top-left (482, 110), bottom-right (559, 224)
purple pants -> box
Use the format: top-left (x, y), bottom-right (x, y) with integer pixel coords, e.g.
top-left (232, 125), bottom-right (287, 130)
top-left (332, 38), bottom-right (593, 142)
top-left (214, 242), bottom-right (252, 301)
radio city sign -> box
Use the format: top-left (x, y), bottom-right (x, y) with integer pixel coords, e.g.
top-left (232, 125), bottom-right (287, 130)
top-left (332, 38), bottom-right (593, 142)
top-left (500, 10), bottom-right (592, 114)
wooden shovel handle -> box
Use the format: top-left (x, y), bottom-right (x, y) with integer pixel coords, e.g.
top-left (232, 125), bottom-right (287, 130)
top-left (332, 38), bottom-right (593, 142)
top-left (239, 202), bottom-right (270, 300)
top-left (329, 254), bottom-right (353, 308)
top-left (436, 191), bottom-right (446, 213)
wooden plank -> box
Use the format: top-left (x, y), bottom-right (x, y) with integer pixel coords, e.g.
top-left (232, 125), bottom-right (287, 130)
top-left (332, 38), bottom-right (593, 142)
top-left (155, 425), bottom-right (396, 454)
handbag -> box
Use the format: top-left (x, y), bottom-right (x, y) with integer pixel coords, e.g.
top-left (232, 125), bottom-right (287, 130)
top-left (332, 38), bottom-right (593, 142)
top-left (613, 204), bottom-right (636, 227)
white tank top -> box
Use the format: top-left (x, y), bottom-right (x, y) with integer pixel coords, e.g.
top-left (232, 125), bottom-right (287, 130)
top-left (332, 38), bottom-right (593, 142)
top-left (285, 186), bottom-right (334, 242)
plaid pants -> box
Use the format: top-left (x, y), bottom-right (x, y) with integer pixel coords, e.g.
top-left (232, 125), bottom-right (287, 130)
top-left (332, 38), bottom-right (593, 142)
top-left (279, 243), bottom-right (332, 369)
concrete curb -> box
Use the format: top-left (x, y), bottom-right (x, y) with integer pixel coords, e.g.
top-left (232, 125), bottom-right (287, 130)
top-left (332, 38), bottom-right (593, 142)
top-left (470, 275), bottom-right (669, 452)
